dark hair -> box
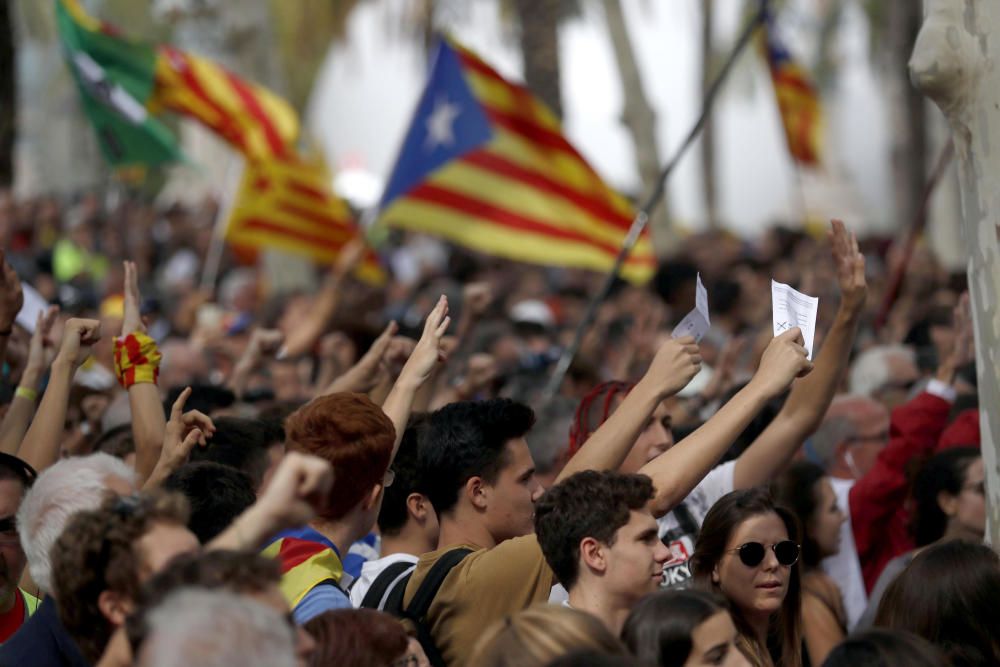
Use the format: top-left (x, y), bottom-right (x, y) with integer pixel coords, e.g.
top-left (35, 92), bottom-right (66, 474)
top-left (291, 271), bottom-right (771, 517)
top-left (304, 609), bottom-right (408, 667)
top-left (189, 416), bottom-right (284, 490)
top-left (534, 471), bottom-right (654, 589)
top-left (771, 461), bottom-right (828, 568)
top-left (377, 414), bottom-right (430, 536)
top-left (127, 549), bottom-right (281, 654)
top-left (821, 629), bottom-right (946, 667)
top-left (910, 447), bottom-right (981, 547)
top-left (162, 462), bottom-right (257, 543)
top-left (545, 652), bottom-right (641, 667)
top-left (691, 488), bottom-right (802, 667)
top-left (621, 589), bottom-right (730, 667)
top-left (164, 384), bottom-right (234, 416)
top-left (0, 452), bottom-right (36, 490)
top-left (419, 399), bottom-right (535, 515)
top-left (874, 541), bottom-right (1000, 666)
top-left (93, 424), bottom-right (136, 462)
top-left (285, 393), bottom-right (395, 520)
top-left (52, 492), bottom-right (191, 664)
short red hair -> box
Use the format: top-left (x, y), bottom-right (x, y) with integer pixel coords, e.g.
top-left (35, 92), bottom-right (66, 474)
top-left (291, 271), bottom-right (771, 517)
top-left (285, 393), bottom-right (395, 520)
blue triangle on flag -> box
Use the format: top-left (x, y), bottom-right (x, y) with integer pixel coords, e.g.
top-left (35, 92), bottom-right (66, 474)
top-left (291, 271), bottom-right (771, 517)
top-left (379, 39), bottom-right (494, 208)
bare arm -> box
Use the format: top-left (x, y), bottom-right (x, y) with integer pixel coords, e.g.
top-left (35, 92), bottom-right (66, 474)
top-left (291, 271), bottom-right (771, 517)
top-left (638, 328), bottom-right (813, 517)
top-left (0, 307), bottom-right (59, 455)
top-left (120, 262), bottom-right (167, 484)
top-left (318, 322), bottom-right (397, 397)
top-left (18, 318), bottom-right (102, 472)
top-left (228, 328), bottom-right (284, 400)
top-left (557, 336), bottom-right (702, 482)
top-left (142, 387), bottom-right (215, 490)
top-left (280, 239), bottom-right (365, 359)
top-left (733, 220), bottom-right (867, 489)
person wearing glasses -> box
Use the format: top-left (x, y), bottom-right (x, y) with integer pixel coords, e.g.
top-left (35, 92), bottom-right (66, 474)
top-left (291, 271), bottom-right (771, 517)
top-left (691, 489), bottom-right (802, 667)
top-left (771, 462), bottom-right (847, 666)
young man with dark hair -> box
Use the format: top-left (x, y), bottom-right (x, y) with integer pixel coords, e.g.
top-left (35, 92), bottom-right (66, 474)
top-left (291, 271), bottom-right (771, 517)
top-left (189, 416), bottom-right (285, 491)
top-left (264, 297), bottom-right (450, 623)
top-left (403, 329), bottom-right (810, 666)
top-left (0, 453), bottom-right (37, 643)
top-left (534, 470), bottom-right (668, 635)
top-left (350, 414), bottom-right (438, 607)
top-left (162, 462), bottom-right (257, 543)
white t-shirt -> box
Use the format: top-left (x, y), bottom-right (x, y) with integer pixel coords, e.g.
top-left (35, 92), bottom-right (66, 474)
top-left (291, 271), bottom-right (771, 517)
top-left (348, 553), bottom-right (419, 608)
top-left (658, 460), bottom-right (737, 588)
top-left (819, 477), bottom-right (868, 629)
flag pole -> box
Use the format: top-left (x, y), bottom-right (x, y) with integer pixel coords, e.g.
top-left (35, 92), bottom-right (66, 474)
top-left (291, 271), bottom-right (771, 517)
top-left (540, 6), bottom-right (767, 405)
top-left (200, 154), bottom-right (244, 294)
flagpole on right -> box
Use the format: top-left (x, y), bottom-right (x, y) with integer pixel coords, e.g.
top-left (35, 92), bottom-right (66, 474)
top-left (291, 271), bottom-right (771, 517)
top-left (540, 6), bottom-right (768, 405)
top-left (200, 154), bottom-right (245, 294)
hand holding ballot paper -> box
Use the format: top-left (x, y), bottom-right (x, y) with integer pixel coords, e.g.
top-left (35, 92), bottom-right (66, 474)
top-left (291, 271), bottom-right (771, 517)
top-left (771, 280), bottom-right (819, 359)
top-left (672, 273), bottom-right (711, 342)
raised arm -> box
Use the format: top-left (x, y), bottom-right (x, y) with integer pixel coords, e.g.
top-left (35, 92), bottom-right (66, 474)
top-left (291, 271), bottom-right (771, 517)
top-left (280, 238), bottom-right (365, 359)
top-left (557, 336), bottom-right (702, 482)
top-left (119, 261), bottom-right (167, 483)
top-left (228, 328), bottom-right (284, 400)
top-left (142, 387), bottom-right (215, 490)
top-left (318, 321), bottom-right (398, 397)
top-left (0, 306), bottom-right (59, 455)
top-left (639, 328), bottom-right (813, 516)
top-left (733, 219), bottom-right (867, 489)
top-left (382, 296), bottom-right (450, 456)
top-left (17, 318), bottom-right (101, 472)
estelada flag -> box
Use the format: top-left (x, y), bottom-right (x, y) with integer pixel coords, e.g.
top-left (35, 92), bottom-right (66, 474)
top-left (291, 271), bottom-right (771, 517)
top-left (760, 5), bottom-right (823, 166)
top-left (225, 155), bottom-right (385, 285)
top-left (56, 0), bottom-right (298, 165)
top-left (377, 37), bottom-right (656, 284)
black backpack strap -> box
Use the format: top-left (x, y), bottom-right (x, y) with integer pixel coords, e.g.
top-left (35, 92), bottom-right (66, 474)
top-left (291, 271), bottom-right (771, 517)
top-left (403, 548), bottom-right (473, 667)
top-left (359, 561), bottom-right (417, 611)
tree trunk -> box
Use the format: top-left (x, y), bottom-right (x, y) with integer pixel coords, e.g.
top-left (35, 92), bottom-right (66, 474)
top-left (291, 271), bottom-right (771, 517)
top-left (513, 0), bottom-right (563, 119)
top-left (911, 0), bottom-right (1000, 548)
top-left (699, 0), bottom-right (718, 229)
top-left (0, 0), bottom-right (17, 187)
top-left (601, 0), bottom-right (674, 254)
top-left (887, 0), bottom-right (928, 230)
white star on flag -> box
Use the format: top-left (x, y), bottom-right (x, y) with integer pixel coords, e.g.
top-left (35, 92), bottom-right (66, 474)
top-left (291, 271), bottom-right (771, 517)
top-left (425, 96), bottom-right (461, 150)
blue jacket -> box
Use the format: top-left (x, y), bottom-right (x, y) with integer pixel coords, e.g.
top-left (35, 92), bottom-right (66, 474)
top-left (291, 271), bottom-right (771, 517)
top-left (0, 597), bottom-right (89, 667)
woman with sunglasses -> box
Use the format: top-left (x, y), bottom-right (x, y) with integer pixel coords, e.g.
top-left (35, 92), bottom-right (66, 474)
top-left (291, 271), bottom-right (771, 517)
top-left (771, 462), bottom-right (847, 666)
top-left (691, 488), bottom-right (801, 667)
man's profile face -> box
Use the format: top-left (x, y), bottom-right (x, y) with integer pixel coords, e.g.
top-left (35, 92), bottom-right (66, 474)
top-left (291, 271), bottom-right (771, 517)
top-left (483, 438), bottom-right (544, 543)
top-left (601, 508), bottom-right (669, 600)
top-left (0, 479), bottom-right (26, 603)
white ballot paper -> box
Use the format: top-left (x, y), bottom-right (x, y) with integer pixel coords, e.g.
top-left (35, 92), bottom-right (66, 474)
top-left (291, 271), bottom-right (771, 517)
top-left (672, 273), bottom-right (711, 342)
top-left (15, 284), bottom-right (49, 335)
top-left (771, 280), bottom-right (819, 359)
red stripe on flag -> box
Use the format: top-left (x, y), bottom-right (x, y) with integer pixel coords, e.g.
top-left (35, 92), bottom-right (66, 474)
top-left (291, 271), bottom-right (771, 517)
top-left (483, 108), bottom-right (578, 154)
top-left (274, 201), bottom-right (354, 233)
top-left (158, 47), bottom-right (246, 151)
top-left (239, 218), bottom-right (352, 250)
top-left (223, 70), bottom-right (288, 157)
top-left (276, 538), bottom-right (329, 571)
top-left (285, 179), bottom-right (331, 203)
top-left (461, 150), bottom-right (633, 229)
top-left (405, 183), bottom-right (655, 265)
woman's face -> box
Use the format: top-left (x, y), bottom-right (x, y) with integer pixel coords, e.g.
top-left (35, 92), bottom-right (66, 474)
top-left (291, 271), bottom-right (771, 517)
top-left (949, 457), bottom-right (987, 540)
top-left (712, 512), bottom-right (793, 621)
top-left (684, 611), bottom-right (751, 667)
top-left (809, 478), bottom-right (846, 559)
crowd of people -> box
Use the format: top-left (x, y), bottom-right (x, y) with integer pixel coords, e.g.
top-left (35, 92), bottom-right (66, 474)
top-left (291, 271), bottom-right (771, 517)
top-left (0, 188), bottom-right (991, 667)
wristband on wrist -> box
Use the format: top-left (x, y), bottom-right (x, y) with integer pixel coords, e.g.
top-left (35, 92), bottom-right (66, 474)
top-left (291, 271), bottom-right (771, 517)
top-left (14, 386), bottom-right (37, 401)
top-left (114, 332), bottom-right (162, 389)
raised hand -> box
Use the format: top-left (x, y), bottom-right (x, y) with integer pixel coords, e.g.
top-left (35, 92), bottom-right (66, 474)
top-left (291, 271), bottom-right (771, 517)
top-left (121, 260), bottom-right (145, 335)
top-left (400, 295), bottom-right (451, 385)
top-left (0, 251), bottom-right (23, 332)
top-left (937, 292), bottom-right (975, 383)
top-left (332, 236), bottom-right (368, 281)
top-left (55, 318), bottom-right (101, 369)
top-left (752, 327), bottom-right (813, 397)
top-left (829, 219), bottom-right (867, 312)
top-left (24, 306), bottom-right (60, 380)
top-left (158, 386), bottom-right (216, 472)
top-left (641, 335), bottom-right (702, 399)
top-left (462, 282), bottom-right (493, 319)
top-left (253, 451), bottom-right (334, 531)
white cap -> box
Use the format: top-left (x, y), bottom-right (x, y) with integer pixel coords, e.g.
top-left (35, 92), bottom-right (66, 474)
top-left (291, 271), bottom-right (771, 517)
top-left (510, 300), bottom-right (555, 329)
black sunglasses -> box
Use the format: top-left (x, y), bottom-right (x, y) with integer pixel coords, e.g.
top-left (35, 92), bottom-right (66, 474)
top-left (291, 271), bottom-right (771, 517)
top-left (727, 540), bottom-right (800, 567)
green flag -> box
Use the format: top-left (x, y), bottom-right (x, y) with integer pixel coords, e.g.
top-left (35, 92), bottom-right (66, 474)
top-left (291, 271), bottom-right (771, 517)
top-left (55, 0), bottom-right (182, 168)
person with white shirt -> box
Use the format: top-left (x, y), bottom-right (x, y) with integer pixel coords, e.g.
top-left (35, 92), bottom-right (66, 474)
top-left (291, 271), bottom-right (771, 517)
top-left (350, 415), bottom-right (439, 608)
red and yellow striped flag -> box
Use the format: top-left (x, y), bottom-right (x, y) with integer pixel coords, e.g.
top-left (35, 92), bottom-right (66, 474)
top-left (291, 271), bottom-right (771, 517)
top-left (378, 38), bottom-right (655, 284)
top-left (151, 46), bottom-right (299, 160)
top-left (760, 7), bottom-right (823, 166)
top-left (225, 155), bottom-right (385, 285)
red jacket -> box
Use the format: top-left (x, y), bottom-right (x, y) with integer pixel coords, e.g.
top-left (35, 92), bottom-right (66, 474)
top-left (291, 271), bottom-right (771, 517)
top-left (848, 391), bottom-right (951, 592)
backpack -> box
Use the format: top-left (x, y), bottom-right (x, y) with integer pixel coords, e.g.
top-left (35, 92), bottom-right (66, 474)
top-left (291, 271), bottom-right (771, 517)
top-left (360, 548), bottom-right (473, 667)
